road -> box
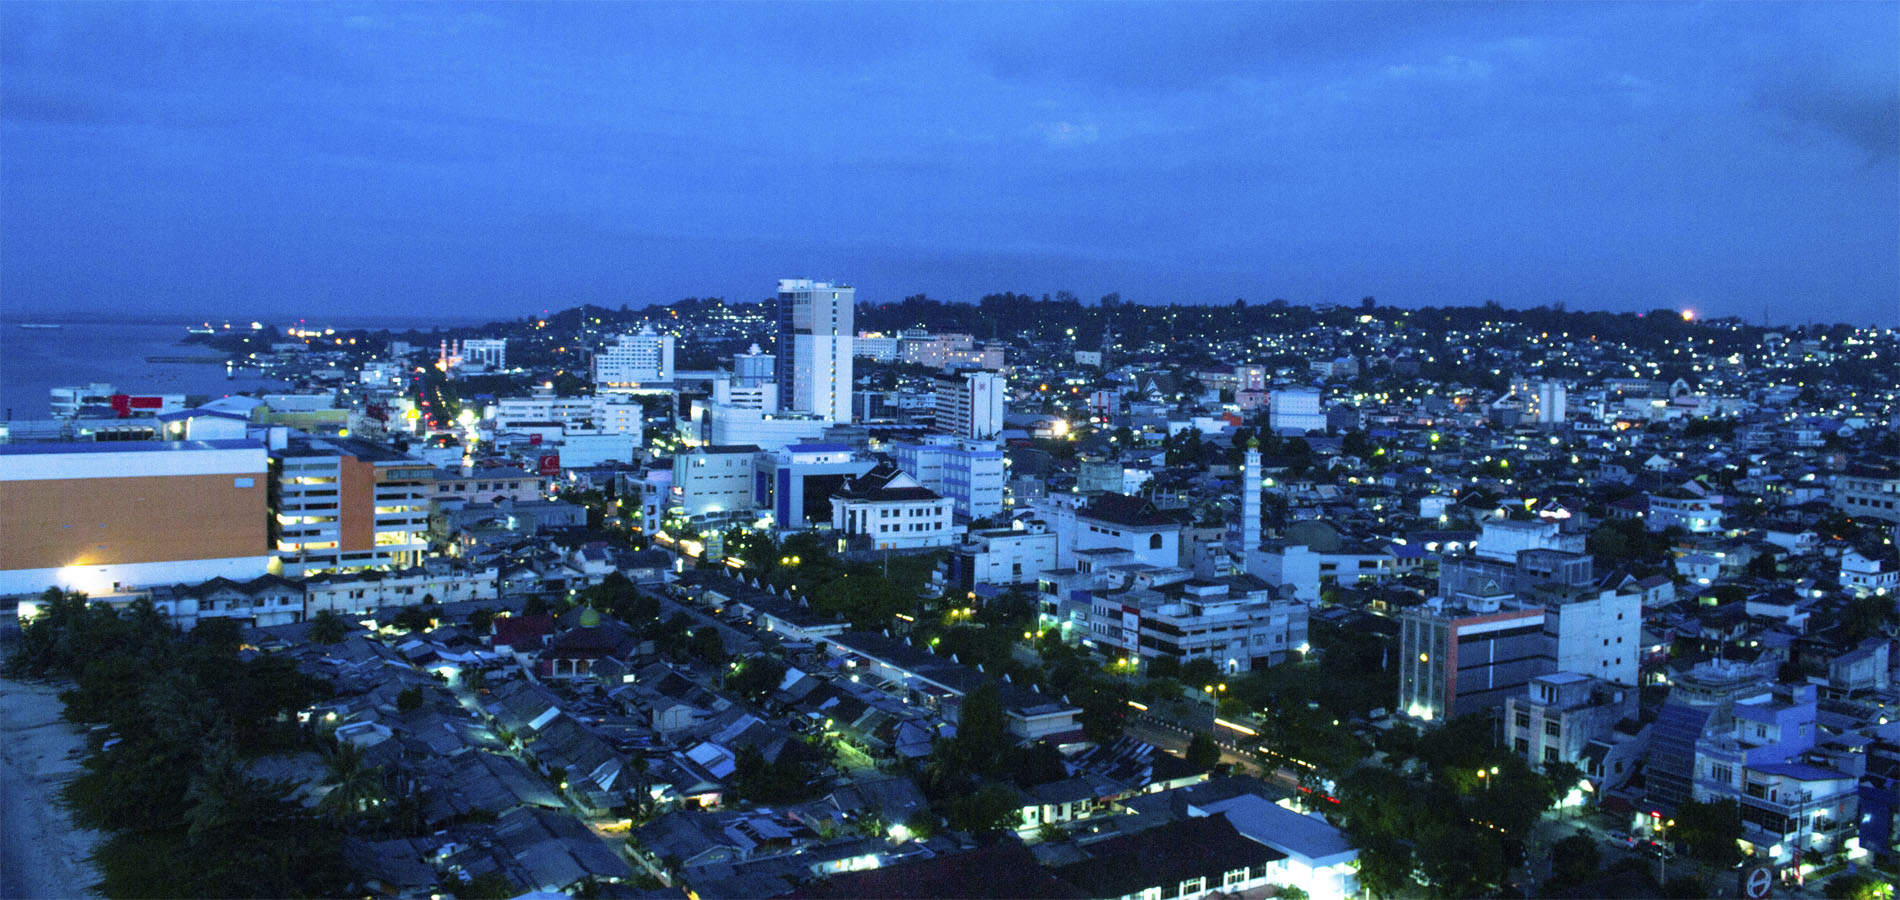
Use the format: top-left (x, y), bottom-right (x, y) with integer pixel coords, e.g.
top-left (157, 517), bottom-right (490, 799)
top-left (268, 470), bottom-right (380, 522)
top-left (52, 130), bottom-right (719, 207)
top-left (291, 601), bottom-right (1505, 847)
top-left (648, 588), bottom-right (763, 657)
top-left (1121, 714), bottom-right (1318, 795)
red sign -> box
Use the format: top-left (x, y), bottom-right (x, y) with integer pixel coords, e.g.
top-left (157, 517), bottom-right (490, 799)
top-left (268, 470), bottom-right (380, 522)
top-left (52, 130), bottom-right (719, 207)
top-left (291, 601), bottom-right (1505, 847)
top-left (537, 454), bottom-right (560, 476)
top-left (528, 433), bottom-right (543, 446)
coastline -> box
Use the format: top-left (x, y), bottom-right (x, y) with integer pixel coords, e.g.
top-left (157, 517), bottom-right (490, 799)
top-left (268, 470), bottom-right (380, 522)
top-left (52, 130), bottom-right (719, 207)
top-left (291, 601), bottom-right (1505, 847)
top-left (0, 674), bottom-right (104, 900)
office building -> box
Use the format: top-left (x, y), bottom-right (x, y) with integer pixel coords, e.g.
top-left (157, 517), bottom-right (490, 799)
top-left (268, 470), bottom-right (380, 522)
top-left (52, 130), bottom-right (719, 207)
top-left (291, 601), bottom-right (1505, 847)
top-left (757, 443), bottom-right (874, 531)
top-left (595, 325), bottom-right (675, 391)
top-left (893, 435), bottom-right (1006, 520)
top-left (1087, 575), bottom-right (1308, 674)
top-left (940, 523), bottom-right (1059, 589)
top-left (711, 377), bottom-right (778, 413)
top-left (775, 278), bottom-right (854, 422)
top-left (1397, 603), bottom-right (1547, 723)
top-left (0, 440), bottom-right (273, 596)
top-left (934, 371), bottom-right (1006, 439)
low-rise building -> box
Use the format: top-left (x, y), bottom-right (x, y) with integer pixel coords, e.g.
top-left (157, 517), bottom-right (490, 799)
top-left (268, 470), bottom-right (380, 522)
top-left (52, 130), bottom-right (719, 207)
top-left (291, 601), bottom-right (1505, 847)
top-left (939, 523), bottom-right (1059, 589)
top-left (830, 466), bottom-right (957, 551)
top-left (1831, 464), bottom-right (1900, 523)
top-left (1087, 575), bottom-right (1308, 674)
top-left (1504, 672), bottom-right (1637, 772)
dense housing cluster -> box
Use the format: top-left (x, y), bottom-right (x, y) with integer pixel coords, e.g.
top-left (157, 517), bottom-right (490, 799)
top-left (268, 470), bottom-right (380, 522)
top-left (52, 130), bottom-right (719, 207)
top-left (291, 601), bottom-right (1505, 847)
top-left (3, 290), bottom-right (1898, 899)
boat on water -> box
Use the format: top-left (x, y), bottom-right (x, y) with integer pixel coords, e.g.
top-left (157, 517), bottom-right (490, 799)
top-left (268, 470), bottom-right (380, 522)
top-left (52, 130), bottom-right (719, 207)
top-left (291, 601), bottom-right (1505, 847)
top-left (186, 325), bottom-right (216, 334)
top-left (18, 323), bottom-right (62, 330)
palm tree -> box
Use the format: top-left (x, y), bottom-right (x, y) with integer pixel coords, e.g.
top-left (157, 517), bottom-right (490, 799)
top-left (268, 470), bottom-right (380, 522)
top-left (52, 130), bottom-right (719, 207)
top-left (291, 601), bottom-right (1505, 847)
top-left (318, 740), bottom-right (387, 821)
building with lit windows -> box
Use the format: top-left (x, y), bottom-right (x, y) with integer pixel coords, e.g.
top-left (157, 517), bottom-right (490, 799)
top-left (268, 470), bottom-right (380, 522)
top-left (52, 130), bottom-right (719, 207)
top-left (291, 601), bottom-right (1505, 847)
top-left (892, 435), bottom-right (1006, 520)
top-left (1268, 388), bottom-right (1325, 435)
top-left (933, 371), bottom-right (1005, 439)
top-left (775, 279), bottom-right (854, 422)
top-left (595, 325), bottom-right (676, 391)
top-left (271, 437), bottom-right (433, 577)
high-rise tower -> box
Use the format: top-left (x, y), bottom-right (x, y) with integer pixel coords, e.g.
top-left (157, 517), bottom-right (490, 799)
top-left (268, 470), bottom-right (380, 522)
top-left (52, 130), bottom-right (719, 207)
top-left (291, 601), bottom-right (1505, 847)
top-left (1241, 437), bottom-right (1262, 554)
top-left (774, 279), bottom-right (854, 421)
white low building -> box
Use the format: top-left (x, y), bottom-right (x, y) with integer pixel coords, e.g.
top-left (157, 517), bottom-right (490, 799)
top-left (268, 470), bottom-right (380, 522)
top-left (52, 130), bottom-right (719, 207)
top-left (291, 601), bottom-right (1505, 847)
top-left (830, 466), bottom-right (957, 551)
top-left (1190, 794), bottom-right (1358, 900)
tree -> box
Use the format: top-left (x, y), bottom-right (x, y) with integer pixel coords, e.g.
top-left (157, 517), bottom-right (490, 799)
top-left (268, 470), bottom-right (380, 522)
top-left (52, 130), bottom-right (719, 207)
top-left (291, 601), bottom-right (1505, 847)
top-left (1145, 654), bottom-right (1180, 679)
top-left (1670, 797), bottom-right (1743, 875)
top-left (690, 627), bottom-right (727, 666)
top-left (1185, 732), bottom-right (1222, 771)
top-left (319, 740), bottom-right (388, 821)
top-left (727, 657), bottom-right (787, 704)
top-left (307, 609), bottom-right (349, 645)
top-left (1839, 593), bottom-right (1897, 642)
top-left (1180, 656), bottom-right (1221, 689)
top-left (1661, 876), bottom-right (1710, 899)
top-left (1550, 832), bottom-right (1602, 887)
top-left (1825, 873), bottom-right (1896, 900)
top-left (458, 872), bottom-right (525, 900)
top-left (950, 682), bottom-right (1010, 778)
top-left (945, 782), bottom-right (1022, 835)
top-left (1743, 549), bottom-right (1780, 580)
top-left (814, 572), bottom-right (911, 630)
top-left (466, 607), bottom-right (498, 633)
top-left (396, 685), bottom-right (424, 712)
top-left (392, 605), bottom-right (435, 633)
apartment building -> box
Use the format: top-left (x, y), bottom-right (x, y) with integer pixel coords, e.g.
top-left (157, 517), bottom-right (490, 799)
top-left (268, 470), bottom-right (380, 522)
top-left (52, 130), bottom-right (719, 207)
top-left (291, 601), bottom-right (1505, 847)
top-left (1504, 672), bottom-right (1637, 771)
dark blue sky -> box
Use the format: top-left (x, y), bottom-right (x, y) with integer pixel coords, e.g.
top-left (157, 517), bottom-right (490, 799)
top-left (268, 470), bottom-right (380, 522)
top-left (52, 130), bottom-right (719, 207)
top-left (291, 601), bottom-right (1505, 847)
top-left (3, 2), bottom-right (1896, 324)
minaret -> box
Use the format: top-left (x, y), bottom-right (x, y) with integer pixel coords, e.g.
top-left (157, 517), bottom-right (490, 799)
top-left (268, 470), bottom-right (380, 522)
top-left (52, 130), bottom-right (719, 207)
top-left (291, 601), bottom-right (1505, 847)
top-left (1242, 436), bottom-right (1262, 555)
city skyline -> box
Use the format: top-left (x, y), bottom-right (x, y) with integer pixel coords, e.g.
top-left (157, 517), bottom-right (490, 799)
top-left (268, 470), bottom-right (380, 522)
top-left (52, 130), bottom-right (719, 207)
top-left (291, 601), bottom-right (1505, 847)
top-left (3, 2), bottom-right (1896, 325)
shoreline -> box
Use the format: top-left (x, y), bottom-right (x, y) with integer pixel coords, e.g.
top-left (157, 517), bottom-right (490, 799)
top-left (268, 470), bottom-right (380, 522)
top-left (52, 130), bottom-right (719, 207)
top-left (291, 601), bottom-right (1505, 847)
top-left (0, 673), bottom-right (104, 900)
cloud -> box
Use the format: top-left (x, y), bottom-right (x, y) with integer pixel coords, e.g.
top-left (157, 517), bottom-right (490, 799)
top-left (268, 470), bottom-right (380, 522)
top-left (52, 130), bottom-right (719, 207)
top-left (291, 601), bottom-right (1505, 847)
top-left (1753, 66), bottom-right (1900, 162)
top-left (1036, 121), bottom-right (1100, 147)
top-left (1384, 55), bottom-right (1494, 82)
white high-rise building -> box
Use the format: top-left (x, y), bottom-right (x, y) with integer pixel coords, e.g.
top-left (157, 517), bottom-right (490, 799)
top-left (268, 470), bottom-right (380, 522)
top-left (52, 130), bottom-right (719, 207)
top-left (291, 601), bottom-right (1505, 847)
top-left (1268, 388), bottom-right (1325, 435)
top-left (460, 339), bottom-right (507, 370)
top-left (1511, 377), bottom-right (1568, 426)
top-left (934, 371), bottom-right (1005, 439)
top-left (775, 279), bottom-right (853, 422)
top-left (595, 325), bottom-right (675, 392)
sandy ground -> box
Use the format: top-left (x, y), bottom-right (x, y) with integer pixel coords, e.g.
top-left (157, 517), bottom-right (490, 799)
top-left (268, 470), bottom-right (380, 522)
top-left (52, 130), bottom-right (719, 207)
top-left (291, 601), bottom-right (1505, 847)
top-left (0, 675), bottom-right (104, 900)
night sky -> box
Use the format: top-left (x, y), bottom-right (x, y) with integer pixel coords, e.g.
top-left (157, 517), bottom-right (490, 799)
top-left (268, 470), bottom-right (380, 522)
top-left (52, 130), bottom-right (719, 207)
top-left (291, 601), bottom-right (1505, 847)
top-left (3, 2), bottom-right (1895, 324)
